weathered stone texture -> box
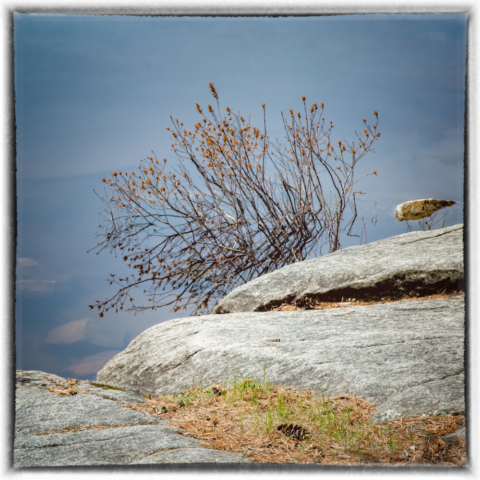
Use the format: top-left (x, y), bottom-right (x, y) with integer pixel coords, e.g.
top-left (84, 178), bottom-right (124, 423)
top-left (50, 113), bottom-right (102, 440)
top-left (212, 224), bottom-right (463, 314)
top-left (14, 371), bottom-right (248, 467)
top-left (131, 448), bottom-right (251, 464)
top-left (97, 295), bottom-right (465, 424)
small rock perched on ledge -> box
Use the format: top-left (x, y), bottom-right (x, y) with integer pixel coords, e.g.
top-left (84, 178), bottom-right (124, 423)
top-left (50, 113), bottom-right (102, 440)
top-left (395, 198), bottom-right (456, 221)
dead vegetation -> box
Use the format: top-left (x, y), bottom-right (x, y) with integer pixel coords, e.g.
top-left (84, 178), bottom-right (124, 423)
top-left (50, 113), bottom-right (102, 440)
top-left (125, 376), bottom-right (467, 466)
top-left (267, 291), bottom-right (464, 312)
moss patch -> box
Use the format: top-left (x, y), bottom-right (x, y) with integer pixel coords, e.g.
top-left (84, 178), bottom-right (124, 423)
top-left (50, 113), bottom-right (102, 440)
top-left (90, 382), bottom-right (125, 391)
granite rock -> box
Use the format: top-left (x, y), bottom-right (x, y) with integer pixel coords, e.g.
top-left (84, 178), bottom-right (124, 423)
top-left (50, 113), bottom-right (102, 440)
top-left (14, 370), bottom-right (249, 467)
top-left (131, 448), bottom-right (250, 464)
top-left (97, 295), bottom-right (465, 424)
top-left (212, 224), bottom-right (463, 314)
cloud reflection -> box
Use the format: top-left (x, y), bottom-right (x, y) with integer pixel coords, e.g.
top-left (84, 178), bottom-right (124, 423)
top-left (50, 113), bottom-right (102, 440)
top-left (45, 317), bottom-right (126, 348)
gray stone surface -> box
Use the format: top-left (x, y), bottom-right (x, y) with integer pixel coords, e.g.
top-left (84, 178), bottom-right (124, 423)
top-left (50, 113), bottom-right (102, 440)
top-left (97, 295), bottom-right (465, 424)
top-left (16, 370), bottom-right (68, 384)
top-left (131, 447), bottom-right (250, 464)
top-left (442, 425), bottom-right (466, 443)
top-left (15, 379), bottom-right (161, 437)
top-left (16, 369), bottom-right (147, 404)
top-left (14, 425), bottom-right (201, 467)
top-left (213, 224), bottom-right (463, 314)
top-left (14, 370), bottom-right (249, 467)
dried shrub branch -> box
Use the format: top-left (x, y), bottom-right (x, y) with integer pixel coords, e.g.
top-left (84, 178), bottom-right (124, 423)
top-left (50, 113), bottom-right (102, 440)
top-left (90, 84), bottom-right (381, 316)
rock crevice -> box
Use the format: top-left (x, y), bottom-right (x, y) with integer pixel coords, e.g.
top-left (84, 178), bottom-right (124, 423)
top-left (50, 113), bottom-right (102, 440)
top-left (213, 224), bottom-right (463, 314)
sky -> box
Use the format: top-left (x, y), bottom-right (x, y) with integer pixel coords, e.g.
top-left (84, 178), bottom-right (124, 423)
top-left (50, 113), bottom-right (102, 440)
top-left (14, 13), bottom-right (467, 381)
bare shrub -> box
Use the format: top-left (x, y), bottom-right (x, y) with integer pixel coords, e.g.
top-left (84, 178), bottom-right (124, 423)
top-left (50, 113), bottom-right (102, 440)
top-left (90, 84), bottom-right (381, 316)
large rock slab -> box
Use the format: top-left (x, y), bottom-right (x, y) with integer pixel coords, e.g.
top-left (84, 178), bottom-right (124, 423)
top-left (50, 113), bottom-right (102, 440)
top-left (213, 224), bottom-right (463, 314)
top-left (97, 295), bottom-right (465, 424)
top-left (14, 370), bottom-right (249, 467)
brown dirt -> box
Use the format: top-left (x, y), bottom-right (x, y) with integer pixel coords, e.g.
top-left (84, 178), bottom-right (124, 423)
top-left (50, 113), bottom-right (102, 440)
top-left (268, 291), bottom-right (464, 312)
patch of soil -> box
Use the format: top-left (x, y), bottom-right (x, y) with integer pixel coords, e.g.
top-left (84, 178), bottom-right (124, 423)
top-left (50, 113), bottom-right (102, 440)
top-left (268, 291), bottom-right (464, 312)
